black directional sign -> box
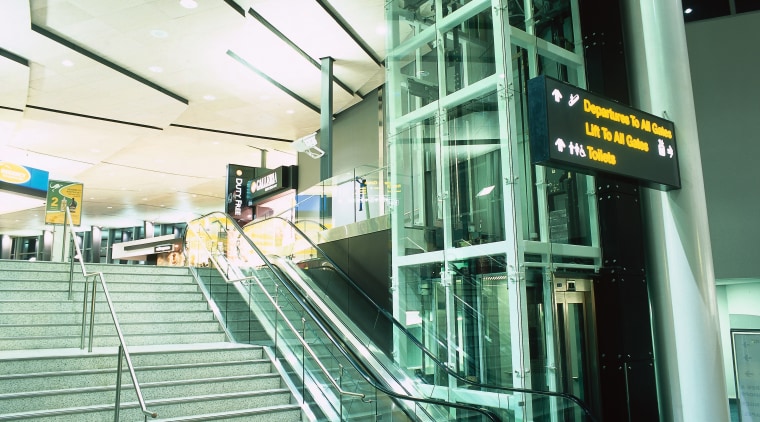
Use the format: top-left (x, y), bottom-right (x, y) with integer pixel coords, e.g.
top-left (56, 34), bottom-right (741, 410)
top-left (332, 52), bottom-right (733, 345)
top-left (528, 75), bottom-right (681, 190)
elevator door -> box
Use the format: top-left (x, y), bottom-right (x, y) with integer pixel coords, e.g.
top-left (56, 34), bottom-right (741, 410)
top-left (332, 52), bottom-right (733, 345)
top-left (554, 277), bottom-right (600, 420)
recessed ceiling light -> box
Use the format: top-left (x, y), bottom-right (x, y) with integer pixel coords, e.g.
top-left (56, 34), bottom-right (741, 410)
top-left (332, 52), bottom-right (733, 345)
top-left (149, 65), bottom-right (164, 73)
top-left (180, 0), bottom-right (198, 9)
top-left (150, 29), bottom-right (169, 38)
top-left (203, 94), bottom-right (216, 101)
top-left (684, 8), bottom-right (693, 14)
top-left (376, 25), bottom-right (387, 35)
top-left (476, 186), bottom-right (495, 197)
top-left (286, 109), bottom-right (295, 114)
top-left (259, 95), bottom-right (270, 100)
top-left (62, 59), bottom-right (74, 67)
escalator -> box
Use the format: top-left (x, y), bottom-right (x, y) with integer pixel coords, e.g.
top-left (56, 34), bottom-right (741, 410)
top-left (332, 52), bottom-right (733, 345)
top-left (184, 212), bottom-right (595, 421)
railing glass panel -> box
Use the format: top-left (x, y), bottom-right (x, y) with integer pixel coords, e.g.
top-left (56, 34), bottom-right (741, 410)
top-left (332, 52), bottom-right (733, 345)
top-left (241, 215), bottom-right (597, 422)
top-left (185, 212), bottom-right (500, 422)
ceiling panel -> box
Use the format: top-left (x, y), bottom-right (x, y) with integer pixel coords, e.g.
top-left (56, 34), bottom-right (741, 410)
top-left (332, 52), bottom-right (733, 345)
top-left (0, 0), bottom-right (386, 236)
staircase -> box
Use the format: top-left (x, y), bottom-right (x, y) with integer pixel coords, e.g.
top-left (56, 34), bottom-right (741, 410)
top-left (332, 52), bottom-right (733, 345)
top-left (0, 260), bottom-right (303, 421)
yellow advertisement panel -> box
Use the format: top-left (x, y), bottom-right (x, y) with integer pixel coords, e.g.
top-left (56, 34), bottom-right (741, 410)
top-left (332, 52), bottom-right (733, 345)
top-left (45, 180), bottom-right (84, 225)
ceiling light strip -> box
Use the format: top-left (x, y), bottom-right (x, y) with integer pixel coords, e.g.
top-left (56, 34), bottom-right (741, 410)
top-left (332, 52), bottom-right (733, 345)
top-left (0, 47), bottom-right (29, 66)
top-left (170, 124), bottom-right (292, 143)
top-left (315, 0), bottom-right (383, 67)
top-left (222, 0), bottom-right (246, 16)
top-left (31, 24), bottom-right (189, 105)
top-left (0, 105), bottom-right (24, 113)
top-left (226, 50), bottom-right (321, 114)
top-left (26, 105), bottom-right (163, 130)
top-left (247, 7), bottom-right (358, 98)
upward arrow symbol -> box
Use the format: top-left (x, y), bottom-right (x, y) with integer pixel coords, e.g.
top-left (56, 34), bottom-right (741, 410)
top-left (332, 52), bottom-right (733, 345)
top-left (555, 138), bottom-right (566, 152)
top-left (551, 89), bottom-right (563, 103)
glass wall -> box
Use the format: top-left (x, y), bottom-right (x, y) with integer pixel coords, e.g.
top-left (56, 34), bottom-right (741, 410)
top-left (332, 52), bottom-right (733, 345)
top-left (387, 0), bottom-right (600, 418)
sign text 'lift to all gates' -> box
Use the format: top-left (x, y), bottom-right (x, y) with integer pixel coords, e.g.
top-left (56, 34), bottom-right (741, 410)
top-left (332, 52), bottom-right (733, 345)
top-left (528, 75), bottom-right (681, 191)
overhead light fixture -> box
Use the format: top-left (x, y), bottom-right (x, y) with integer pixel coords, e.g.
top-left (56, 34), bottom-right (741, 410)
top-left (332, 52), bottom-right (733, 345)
top-left (61, 59), bottom-right (74, 67)
top-left (180, 0), bottom-right (198, 9)
top-left (149, 65), bottom-right (163, 73)
top-left (684, 7), bottom-right (693, 14)
top-left (291, 133), bottom-right (325, 159)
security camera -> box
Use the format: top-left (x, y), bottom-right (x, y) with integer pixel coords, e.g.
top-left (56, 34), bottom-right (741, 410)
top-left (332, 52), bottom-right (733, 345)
top-left (291, 133), bottom-right (325, 159)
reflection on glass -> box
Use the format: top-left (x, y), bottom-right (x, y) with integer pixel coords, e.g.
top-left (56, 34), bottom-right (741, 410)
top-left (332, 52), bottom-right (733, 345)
top-left (533, 0), bottom-right (576, 52)
top-left (442, 8), bottom-right (495, 95)
top-left (446, 93), bottom-right (505, 248)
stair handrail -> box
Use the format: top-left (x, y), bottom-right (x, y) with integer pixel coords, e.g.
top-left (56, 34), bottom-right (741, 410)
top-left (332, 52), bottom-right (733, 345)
top-left (200, 253), bottom-right (366, 401)
top-left (246, 215), bottom-right (599, 422)
top-left (64, 207), bottom-right (157, 421)
top-left (186, 212), bottom-right (502, 422)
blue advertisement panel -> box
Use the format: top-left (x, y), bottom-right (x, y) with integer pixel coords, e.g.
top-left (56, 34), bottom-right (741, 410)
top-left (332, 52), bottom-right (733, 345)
top-left (0, 162), bottom-right (50, 197)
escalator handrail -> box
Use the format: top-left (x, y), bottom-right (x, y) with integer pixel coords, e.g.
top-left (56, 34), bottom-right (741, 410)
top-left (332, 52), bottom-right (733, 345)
top-left (247, 215), bottom-right (599, 422)
top-left (195, 255), bottom-right (366, 401)
top-left (184, 212), bottom-right (502, 422)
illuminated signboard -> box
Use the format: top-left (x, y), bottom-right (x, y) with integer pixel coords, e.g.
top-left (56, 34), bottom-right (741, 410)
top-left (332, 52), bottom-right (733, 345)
top-left (528, 75), bottom-right (681, 190)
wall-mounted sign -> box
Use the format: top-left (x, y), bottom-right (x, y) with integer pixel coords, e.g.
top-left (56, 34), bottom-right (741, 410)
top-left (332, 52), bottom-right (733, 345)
top-left (154, 244), bottom-right (174, 253)
top-left (225, 164), bottom-right (297, 226)
top-left (528, 75), bottom-right (681, 190)
top-left (0, 162), bottom-right (50, 198)
top-left (45, 180), bottom-right (83, 225)
top-left (732, 330), bottom-right (760, 421)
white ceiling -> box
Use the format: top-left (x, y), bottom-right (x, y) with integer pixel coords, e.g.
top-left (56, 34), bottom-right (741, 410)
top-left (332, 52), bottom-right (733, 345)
top-left (0, 0), bottom-right (386, 236)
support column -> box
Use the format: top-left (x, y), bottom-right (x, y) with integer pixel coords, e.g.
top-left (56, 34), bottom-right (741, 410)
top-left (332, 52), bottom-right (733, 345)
top-left (622, 1), bottom-right (730, 421)
top-left (144, 221), bottom-right (154, 239)
top-left (41, 230), bottom-right (53, 261)
top-left (0, 234), bottom-right (11, 259)
top-left (320, 56), bottom-right (334, 182)
top-left (51, 225), bottom-right (66, 263)
top-left (89, 226), bottom-right (102, 263)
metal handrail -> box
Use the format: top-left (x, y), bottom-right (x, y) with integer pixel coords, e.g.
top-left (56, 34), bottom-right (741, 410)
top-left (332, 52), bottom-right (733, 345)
top-left (248, 215), bottom-right (600, 422)
top-left (64, 208), bottom-right (157, 421)
top-left (202, 257), bottom-right (366, 401)
top-left (186, 213), bottom-right (502, 422)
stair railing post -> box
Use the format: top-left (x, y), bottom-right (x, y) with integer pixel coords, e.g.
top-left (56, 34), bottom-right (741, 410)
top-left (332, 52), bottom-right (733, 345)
top-left (88, 274), bottom-right (98, 352)
top-left (66, 208), bottom-right (75, 300)
top-left (80, 273), bottom-right (90, 349)
top-left (339, 364), bottom-right (344, 421)
top-left (302, 317), bottom-right (306, 401)
top-left (114, 345), bottom-right (124, 422)
top-left (274, 284), bottom-right (279, 360)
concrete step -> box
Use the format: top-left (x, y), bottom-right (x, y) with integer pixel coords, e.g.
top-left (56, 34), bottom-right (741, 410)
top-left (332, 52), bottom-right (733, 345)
top-left (0, 289), bottom-right (205, 302)
top-left (0, 320), bottom-right (223, 338)
top-left (0, 331), bottom-right (228, 351)
top-left (0, 343), bottom-right (300, 422)
top-left (0, 400), bottom-right (301, 422)
top-left (0, 309), bottom-right (215, 325)
top-left (0, 279), bottom-right (201, 293)
top-left (0, 299), bottom-right (211, 313)
top-left (0, 260), bottom-right (303, 421)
